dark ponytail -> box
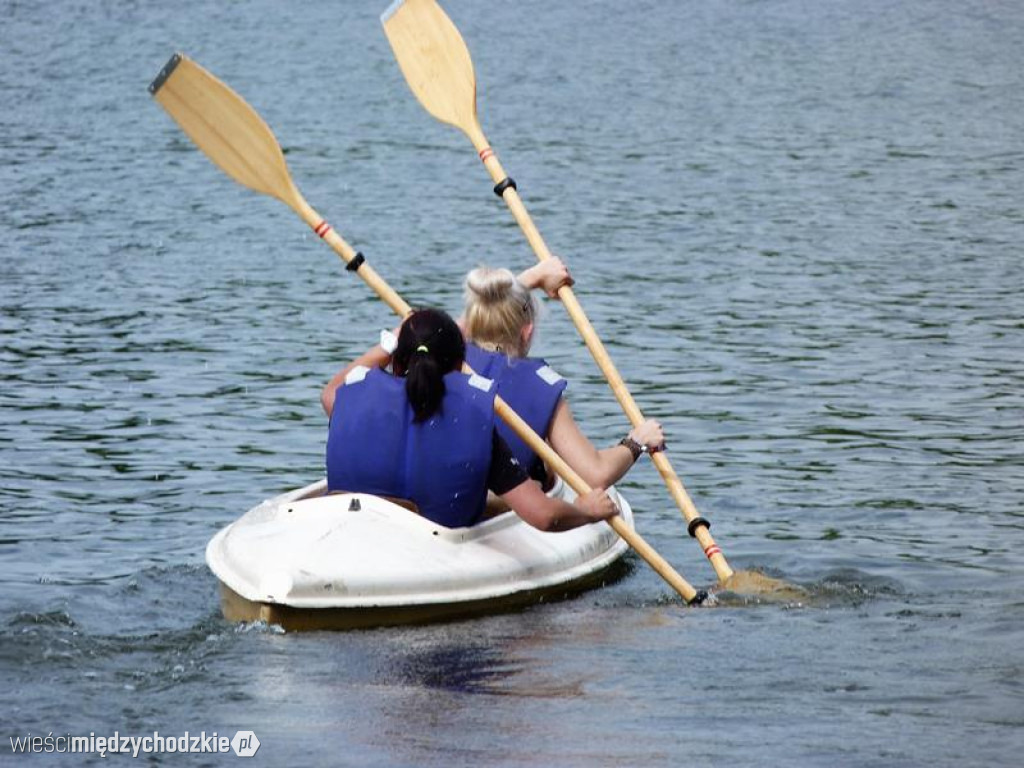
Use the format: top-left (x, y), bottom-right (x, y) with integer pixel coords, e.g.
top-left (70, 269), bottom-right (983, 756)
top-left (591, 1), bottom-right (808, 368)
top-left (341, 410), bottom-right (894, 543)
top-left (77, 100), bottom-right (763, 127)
top-left (392, 308), bottom-right (466, 422)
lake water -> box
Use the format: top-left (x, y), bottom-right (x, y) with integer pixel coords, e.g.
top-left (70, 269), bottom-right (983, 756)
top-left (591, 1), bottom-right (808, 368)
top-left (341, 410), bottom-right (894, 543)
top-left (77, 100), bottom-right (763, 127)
top-left (2, 0), bottom-right (1022, 765)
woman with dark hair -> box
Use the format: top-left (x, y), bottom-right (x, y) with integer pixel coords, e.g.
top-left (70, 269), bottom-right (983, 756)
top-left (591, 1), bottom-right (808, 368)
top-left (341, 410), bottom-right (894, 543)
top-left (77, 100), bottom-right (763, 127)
top-left (321, 308), bottom-right (617, 531)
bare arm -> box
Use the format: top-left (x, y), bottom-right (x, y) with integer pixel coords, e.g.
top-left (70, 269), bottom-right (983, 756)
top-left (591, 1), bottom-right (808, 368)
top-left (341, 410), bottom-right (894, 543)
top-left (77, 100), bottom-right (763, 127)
top-left (320, 345), bottom-right (391, 419)
top-left (547, 399), bottom-right (665, 489)
top-left (499, 479), bottom-right (617, 532)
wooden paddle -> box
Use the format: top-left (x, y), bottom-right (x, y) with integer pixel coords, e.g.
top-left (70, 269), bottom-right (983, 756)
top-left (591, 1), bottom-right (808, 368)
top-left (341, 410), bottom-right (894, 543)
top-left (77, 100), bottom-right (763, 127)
top-left (381, 0), bottom-right (744, 585)
top-left (149, 53), bottom-right (707, 605)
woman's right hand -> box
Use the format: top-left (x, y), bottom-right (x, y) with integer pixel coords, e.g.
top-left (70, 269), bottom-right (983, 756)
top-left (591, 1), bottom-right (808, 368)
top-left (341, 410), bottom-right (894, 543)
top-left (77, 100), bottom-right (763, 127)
top-left (574, 487), bottom-right (619, 522)
top-left (520, 257), bottom-right (574, 298)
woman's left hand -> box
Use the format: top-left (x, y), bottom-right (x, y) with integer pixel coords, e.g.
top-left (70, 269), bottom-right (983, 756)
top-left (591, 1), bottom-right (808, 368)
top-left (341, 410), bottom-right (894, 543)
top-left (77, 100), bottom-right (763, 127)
top-left (630, 419), bottom-right (666, 454)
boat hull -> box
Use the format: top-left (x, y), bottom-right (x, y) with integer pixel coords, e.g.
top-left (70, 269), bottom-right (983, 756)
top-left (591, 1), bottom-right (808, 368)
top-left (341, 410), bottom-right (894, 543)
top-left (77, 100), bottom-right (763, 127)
top-left (207, 478), bottom-right (633, 630)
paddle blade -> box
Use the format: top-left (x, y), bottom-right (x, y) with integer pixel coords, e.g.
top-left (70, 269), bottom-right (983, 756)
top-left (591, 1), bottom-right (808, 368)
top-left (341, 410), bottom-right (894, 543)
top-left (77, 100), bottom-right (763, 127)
top-left (719, 570), bottom-right (809, 603)
top-left (381, 0), bottom-right (480, 137)
top-left (149, 53), bottom-right (302, 210)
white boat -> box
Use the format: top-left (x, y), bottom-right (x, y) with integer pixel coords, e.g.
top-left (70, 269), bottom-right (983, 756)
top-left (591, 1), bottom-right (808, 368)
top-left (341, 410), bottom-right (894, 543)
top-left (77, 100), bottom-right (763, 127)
top-left (207, 478), bottom-right (633, 630)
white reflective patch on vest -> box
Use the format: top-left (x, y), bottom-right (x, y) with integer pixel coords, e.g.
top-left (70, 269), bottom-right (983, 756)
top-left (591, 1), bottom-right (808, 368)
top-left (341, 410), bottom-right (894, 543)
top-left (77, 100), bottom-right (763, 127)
top-left (536, 365), bottom-right (564, 386)
top-left (344, 365), bottom-right (370, 385)
top-left (468, 373), bottom-right (494, 392)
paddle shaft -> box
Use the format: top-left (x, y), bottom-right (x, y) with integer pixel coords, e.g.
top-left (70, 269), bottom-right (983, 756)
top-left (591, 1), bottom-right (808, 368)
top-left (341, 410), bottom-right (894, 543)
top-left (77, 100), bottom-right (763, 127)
top-left (464, 124), bottom-right (734, 583)
top-left (149, 53), bottom-right (703, 604)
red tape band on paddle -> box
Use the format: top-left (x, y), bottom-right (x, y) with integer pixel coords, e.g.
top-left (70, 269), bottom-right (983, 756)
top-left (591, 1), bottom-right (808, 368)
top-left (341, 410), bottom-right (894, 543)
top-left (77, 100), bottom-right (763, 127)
top-left (314, 221), bottom-right (332, 239)
top-left (704, 544), bottom-right (722, 560)
top-left (479, 147), bottom-right (495, 162)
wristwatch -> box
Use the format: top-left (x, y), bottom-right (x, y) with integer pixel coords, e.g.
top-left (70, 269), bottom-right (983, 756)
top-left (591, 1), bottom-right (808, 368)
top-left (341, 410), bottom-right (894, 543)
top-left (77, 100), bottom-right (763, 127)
top-left (619, 436), bottom-right (647, 462)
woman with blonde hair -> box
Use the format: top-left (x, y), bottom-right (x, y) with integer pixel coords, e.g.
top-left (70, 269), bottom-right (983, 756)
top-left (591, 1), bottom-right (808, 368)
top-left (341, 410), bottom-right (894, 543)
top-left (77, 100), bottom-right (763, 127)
top-left (462, 259), bottom-right (665, 490)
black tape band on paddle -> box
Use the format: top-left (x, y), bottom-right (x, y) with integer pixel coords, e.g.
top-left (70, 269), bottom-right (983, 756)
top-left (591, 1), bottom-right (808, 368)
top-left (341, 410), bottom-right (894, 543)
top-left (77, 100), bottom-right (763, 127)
top-left (493, 177), bottom-right (517, 197)
top-left (346, 252), bottom-right (365, 273)
top-left (687, 517), bottom-right (711, 538)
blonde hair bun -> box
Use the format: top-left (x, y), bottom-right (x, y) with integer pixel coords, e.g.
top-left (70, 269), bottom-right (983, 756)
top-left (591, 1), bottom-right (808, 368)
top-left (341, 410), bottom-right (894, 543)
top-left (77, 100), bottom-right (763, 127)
top-left (463, 265), bottom-right (537, 356)
top-left (464, 266), bottom-right (518, 304)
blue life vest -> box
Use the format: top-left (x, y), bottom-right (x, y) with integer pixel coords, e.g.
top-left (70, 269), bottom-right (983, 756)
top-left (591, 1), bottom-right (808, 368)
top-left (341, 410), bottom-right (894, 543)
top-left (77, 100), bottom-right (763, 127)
top-left (464, 343), bottom-right (567, 471)
top-left (326, 366), bottom-right (497, 528)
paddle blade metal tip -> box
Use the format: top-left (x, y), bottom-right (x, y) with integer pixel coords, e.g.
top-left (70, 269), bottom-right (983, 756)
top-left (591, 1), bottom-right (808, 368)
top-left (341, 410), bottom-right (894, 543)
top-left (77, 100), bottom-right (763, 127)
top-left (149, 52), bottom-right (182, 95)
top-left (380, 0), bottom-right (406, 23)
